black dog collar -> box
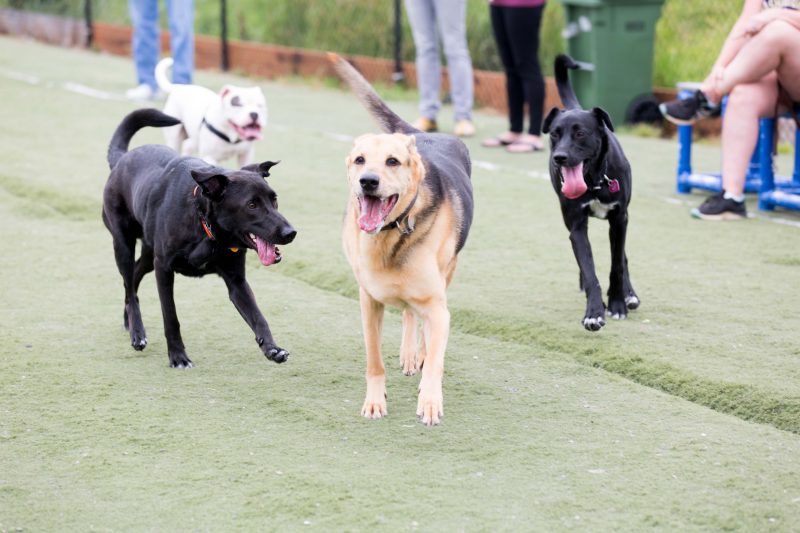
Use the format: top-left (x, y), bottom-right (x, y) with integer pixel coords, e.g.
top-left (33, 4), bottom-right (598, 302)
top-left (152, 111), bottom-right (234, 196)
top-left (202, 117), bottom-right (242, 145)
top-left (381, 192), bottom-right (419, 235)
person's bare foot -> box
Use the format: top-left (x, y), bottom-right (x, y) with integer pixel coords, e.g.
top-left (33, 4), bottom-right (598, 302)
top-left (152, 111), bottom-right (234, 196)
top-left (506, 134), bottom-right (545, 153)
top-left (481, 131), bottom-right (521, 148)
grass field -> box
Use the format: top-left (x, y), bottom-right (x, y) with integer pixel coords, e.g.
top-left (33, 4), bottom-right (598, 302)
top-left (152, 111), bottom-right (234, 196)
top-left (2, 36), bottom-right (800, 531)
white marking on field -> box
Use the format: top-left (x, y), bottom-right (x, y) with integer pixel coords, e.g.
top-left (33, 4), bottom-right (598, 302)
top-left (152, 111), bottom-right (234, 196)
top-left (473, 159), bottom-right (550, 182)
top-left (62, 82), bottom-right (123, 101)
top-left (0, 68), bottom-right (40, 85)
top-left (473, 160), bottom-right (500, 172)
top-left (756, 215), bottom-right (800, 229)
top-left (662, 196), bottom-right (686, 205)
top-left (527, 170), bottom-right (550, 181)
top-left (323, 132), bottom-right (354, 143)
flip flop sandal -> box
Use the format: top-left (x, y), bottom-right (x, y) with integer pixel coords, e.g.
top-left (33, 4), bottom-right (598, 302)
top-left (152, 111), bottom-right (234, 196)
top-left (506, 140), bottom-right (545, 153)
top-left (481, 135), bottom-right (517, 148)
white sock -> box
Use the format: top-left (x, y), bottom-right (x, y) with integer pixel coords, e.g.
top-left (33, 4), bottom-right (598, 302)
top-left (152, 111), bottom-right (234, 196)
top-left (723, 191), bottom-right (745, 203)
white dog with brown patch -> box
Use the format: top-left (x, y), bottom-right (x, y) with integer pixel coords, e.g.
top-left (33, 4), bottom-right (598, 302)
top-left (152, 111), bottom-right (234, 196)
top-left (155, 57), bottom-right (267, 166)
top-left (331, 54), bottom-right (473, 426)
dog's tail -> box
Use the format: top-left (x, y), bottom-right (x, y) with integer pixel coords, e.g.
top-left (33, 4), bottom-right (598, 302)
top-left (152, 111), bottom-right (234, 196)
top-left (554, 54), bottom-right (581, 110)
top-left (327, 53), bottom-right (418, 135)
top-left (155, 57), bottom-right (174, 93)
top-left (107, 109), bottom-right (181, 169)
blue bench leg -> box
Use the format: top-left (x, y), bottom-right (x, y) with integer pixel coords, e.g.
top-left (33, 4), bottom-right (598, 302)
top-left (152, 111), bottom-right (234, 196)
top-left (759, 117), bottom-right (776, 211)
top-left (676, 124), bottom-right (692, 194)
top-left (794, 125), bottom-right (800, 187)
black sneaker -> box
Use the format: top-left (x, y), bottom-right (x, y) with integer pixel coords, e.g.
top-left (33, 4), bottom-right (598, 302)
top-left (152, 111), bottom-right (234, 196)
top-left (691, 192), bottom-right (747, 220)
top-left (659, 90), bottom-right (720, 125)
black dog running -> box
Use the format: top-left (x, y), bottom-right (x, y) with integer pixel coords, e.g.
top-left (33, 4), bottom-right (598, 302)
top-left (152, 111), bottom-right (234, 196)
top-left (541, 55), bottom-right (640, 331)
top-left (102, 109), bottom-right (296, 367)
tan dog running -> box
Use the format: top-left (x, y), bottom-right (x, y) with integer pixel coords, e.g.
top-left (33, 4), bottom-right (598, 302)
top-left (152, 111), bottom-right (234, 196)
top-left (330, 54), bottom-right (474, 426)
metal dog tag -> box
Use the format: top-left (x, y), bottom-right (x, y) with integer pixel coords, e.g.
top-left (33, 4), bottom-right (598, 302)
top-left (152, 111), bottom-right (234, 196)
top-left (608, 178), bottom-right (620, 193)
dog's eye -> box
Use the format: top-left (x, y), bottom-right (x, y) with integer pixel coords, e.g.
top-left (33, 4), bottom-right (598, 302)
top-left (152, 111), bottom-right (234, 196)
top-left (386, 157), bottom-right (400, 167)
top-left (231, 96), bottom-right (242, 107)
top-left (270, 195), bottom-right (278, 208)
top-left (247, 200), bottom-right (257, 209)
top-left (574, 130), bottom-right (585, 139)
top-left (354, 156), bottom-right (365, 165)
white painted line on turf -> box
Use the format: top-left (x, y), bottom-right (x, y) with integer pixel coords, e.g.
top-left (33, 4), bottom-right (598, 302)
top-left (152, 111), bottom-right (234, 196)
top-left (323, 132), bottom-right (354, 143)
top-left (756, 215), bottom-right (800, 229)
top-left (62, 82), bottom-right (124, 101)
top-left (0, 67), bottom-right (40, 85)
top-left (662, 196), bottom-right (686, 205)
top-left (527, 170), bottom-right (550, 181)
top-left (473, 159), bottom-right (549, 182)
top-left (473, 160), bottom-right (501, 172)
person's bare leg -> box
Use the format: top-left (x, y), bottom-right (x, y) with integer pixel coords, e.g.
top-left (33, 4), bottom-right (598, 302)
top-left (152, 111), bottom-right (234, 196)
top-left (720, 75), bottom-right (778, 196)
top-left (711, 20), bottom-right (800, 99)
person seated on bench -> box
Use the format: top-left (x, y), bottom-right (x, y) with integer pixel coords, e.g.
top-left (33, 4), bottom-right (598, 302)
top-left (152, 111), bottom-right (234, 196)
top-left (660, 0), bottom-right (800, 220)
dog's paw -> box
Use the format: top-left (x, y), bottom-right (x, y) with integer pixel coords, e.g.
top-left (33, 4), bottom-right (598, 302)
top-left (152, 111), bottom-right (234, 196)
top-left (361, 378), bottom-right (387, 420)
top-left (265, 347), bottom-right (289, 364)
top-left (582, 314), bottom-right (606, 331)
top-left (258, 337), bottom-right (289, 364)
top-left (130, 334), bottom-right (148, 351)
top-left (400, 350), bottom-right (418, 376)
top-left (625, 294), bottom-right (641, 310)
top-left (169, 351), bottom-right (194, 369)
top-left (417, 378), bottom-right (443, 426)
top-left (607, 299), bottom-right (628, 320)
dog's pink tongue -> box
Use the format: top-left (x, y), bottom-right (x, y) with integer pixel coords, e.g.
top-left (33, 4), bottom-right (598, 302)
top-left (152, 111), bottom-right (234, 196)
top-left (561, 163), bottom-right (588, 199)
top-left (231, 122), bottom-right (262, 141)
top-left (242, 125), bottom-right (262, 140)
top-left (358, 196), bottom-right (384, 233)
top-left (255, 237), bottom-right (277, 266)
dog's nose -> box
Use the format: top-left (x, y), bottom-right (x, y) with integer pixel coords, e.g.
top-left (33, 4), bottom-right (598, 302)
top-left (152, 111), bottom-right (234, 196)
top-left (553, 153), bottom-right (568, 165)
top-left (280, 226), bottom-right (297, 244)
top-left (250, 112), bottom-right (258, 121)
top-left (359, 174), bottom-right (380, 193)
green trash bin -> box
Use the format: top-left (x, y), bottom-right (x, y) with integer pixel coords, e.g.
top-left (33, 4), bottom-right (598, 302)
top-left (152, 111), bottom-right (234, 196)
top-left (558, 0), bottom-right (665, 125)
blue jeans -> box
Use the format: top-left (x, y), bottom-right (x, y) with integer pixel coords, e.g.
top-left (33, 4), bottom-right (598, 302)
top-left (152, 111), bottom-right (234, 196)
top-left (128, 0), bottom-right (194, 90)
top-left (404, 0), bottom-right (474, 121)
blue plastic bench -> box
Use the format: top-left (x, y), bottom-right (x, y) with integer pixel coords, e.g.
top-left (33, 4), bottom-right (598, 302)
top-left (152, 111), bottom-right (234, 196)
top-left (674, 85), bottom-right (800, 212)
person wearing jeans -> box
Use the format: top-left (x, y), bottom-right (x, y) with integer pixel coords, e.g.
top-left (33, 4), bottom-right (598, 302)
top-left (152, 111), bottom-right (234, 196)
top-left (404, 0), bottom-right (476, 137)
top-left (126, 0), bottom-right (195, 101)
top-left (482, 0), bottom-right (547, 153)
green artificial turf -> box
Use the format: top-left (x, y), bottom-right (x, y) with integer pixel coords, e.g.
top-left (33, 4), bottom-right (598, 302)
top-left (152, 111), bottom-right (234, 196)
top-left (1, 37), bottom-right (800, 531)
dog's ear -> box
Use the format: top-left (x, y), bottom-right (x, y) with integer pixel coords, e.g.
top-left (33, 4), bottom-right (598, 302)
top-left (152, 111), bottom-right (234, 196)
top-left (220, 85), bottom-right (231, 99)
top-left (190, 170), bottom-right (229, 201)
top-left (393, 132), bottom-right (416, 148)
top-left (241, 160), bottom-right (280, 178)
top-left (541, 107), bottom-right (561, 134)
top-left (406, 138), bottom-right (425, 185)
top-left (591, 107), bottom-right (614, 132)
